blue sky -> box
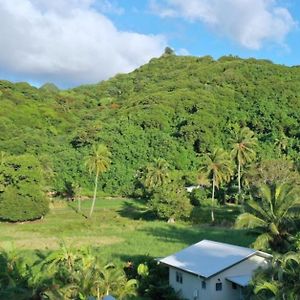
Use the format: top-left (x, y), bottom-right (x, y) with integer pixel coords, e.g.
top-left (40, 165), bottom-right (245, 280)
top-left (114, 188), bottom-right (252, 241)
top-left (0, 0), bottom-right (299, 88)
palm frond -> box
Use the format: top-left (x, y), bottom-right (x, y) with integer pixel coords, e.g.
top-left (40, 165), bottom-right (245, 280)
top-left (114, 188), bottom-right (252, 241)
top-left (235, 213), bottom-right (266, 229)
top-left (253, 233), bottom-right (273, 250)
top-left (254, 281), bottom-right (279, 296)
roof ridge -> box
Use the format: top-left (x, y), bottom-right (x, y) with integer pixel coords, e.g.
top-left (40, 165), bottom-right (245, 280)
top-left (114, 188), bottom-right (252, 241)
top-left (198, 239), bottom-right (255, 251)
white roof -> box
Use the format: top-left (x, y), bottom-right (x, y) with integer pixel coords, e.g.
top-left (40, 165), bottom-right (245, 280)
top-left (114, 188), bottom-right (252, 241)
top-left (226, 275), bottom-right (251, 287)
top-left (102, 296), bottom-right (116, 300)
top-left (159, 239), bottom-right (270, 278)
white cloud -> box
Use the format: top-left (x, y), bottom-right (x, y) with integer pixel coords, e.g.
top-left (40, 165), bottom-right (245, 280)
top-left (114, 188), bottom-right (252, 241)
top-left (0, 0), bottom-right (166, 87)
top-left (150, 0), bottom-right (296, 50)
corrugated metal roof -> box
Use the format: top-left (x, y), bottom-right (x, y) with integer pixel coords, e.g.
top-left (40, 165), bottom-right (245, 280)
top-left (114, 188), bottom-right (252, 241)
top-left (159, 239), bottom-right (270, 278)
top-left (226, 275), bottom-right (251, 287)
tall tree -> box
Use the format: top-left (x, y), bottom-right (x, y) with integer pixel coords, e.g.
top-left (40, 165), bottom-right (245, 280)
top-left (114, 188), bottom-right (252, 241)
top-left (231, 126), bottom-right (257, 195)
top-left (85, 144), bottom-right (111, 217)
top-left (199, 148), bottom-right (233, 222)
top-left (235, 183), bottom-right (300, 251)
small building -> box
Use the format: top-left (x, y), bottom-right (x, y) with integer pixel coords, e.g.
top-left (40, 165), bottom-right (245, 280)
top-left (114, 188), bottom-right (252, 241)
top-left (159, 239), bottom-right (272, 300)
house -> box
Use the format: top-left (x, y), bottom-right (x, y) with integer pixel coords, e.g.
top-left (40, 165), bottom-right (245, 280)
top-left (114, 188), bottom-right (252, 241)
top-left (185, 185), bottom-right (201, 193)
top-left (158, 240), bottom-right (272, 300)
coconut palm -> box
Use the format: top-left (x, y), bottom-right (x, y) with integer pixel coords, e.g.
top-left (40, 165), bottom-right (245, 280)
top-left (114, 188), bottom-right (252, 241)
top-left (141, 158), bottom-right (170, 190)
top-left (252, 252), bottom-right (300, 299)
top-left (199, 148), bottom-right (233, 222)
top-left (85, 144), bottom-right (111, 217)
top-left (231, 126), bottom-right (257, 195)
top-left (235, 183), bottom-right (300, 251)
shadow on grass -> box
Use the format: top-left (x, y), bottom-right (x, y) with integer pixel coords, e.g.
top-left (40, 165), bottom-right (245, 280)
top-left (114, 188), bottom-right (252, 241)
top-left (190, 205), bottom-right (241, 226)
top-left (138, 224), bottom-right (256, 248)
top-left (117, 201), bottom-right (156, 221)
top-left (67, 202), bottom-right (88, 219)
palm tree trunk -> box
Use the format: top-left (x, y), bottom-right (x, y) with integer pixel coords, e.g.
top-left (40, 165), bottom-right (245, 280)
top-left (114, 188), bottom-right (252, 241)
top-left (97, 285), bottom-right (100, 300)
top-left (211, 175), bottom-right (215, 222)
top-left (238, 161), bottom-right (241, 195)
top-left (89, 171), bottom-right (99, 217)
top-left (78, 196), bottom-right (81, 212)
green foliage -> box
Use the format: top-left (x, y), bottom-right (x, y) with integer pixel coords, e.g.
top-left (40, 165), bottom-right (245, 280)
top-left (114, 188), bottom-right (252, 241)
top-left (235, 183), bottom-right (300, 252)
top-left (0, 245), bottom-right (137, 300)
top-left (149, 185), bottom-right (192, 221)
top-left (125, 257), bottom-right (181, 300)
top-left (0, 54), bottom-right (300, 198)
top-left (199, 148), bottom-right (233, 222)
top-left (230, 126), bottom-right (257, 195)
top-left (248, 252), bottom-right (300, 299)
top-left (85, 144), bottom-right (112, 217)
top-left (0, 154), bottom-right (49, 222)
top-left (39, 82), bottom-right (60, 93)
top-left (189, 188), bottom-right (209, 206)
top-left (136, 158), bottom-right (171, 198)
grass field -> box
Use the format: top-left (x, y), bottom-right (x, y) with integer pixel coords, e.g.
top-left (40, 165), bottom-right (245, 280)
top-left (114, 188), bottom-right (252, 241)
top-left (0, 198), bottom-right (255, 264)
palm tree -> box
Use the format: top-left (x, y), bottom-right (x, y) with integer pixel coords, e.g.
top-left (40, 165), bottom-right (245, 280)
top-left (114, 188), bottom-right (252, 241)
top-left (253, 252), bottom-right (300, 299)
top-left (235, 183), bottom-right (300, 251)
top-left (231, 126), bottom-right (257, 195)
top-left (141, 158), bottom-right (170, 191)
top-left (199, 148), bottom-right (233, 222)
top-left (85, 144), bottom-right (111, 217)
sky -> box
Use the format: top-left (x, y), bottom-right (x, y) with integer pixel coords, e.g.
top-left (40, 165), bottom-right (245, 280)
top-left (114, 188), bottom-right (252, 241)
top-left (0, 0), bottom-right (299, 88)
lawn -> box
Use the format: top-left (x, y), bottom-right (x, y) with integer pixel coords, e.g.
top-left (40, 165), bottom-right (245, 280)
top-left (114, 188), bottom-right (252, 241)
top-left (0, 198), bottom-right (255, 265)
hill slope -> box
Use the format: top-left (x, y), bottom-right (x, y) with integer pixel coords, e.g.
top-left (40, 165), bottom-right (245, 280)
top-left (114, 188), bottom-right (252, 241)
top-left (0, 55), bottom-right (299, 194)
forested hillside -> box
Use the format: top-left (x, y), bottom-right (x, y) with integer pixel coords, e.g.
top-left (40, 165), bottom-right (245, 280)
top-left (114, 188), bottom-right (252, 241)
top-left (1, 54), bottom-right (299, 196)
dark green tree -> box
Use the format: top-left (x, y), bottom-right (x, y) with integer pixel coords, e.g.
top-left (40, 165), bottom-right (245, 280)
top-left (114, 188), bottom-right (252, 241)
top-left (0, 154), bottom-right (49, 222)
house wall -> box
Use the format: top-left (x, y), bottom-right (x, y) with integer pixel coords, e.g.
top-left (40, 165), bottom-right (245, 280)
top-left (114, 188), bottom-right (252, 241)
top-left (169, 254), bottom-right (269, 300)
top-left (207, 255), bottom-right (268, 300)
top-left (169, 267), bottom-right (210, 300)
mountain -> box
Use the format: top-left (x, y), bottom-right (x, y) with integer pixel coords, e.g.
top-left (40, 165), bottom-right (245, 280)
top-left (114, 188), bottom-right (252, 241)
top-left (0, 54), bottom-right (299, 195)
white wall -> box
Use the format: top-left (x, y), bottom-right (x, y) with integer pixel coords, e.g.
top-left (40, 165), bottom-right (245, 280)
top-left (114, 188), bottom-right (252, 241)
top-left (169, 267), bottom-right (210, 300)
top-left (169, 254), bottom-right (269, 300)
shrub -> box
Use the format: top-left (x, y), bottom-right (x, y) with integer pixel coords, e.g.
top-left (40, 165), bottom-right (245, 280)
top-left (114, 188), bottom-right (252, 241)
top-left (0, 154), bottom-right (49, 222)
top-left (149, 185), bottom-right (192, 221)
top-left (189, 188), bottom-right (209, 206)
top-left (124, 257), bottom-right (181, 300)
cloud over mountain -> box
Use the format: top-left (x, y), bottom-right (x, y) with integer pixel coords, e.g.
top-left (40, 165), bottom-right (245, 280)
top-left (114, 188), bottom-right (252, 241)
top-left (0, 0), bottom-right (166, 87)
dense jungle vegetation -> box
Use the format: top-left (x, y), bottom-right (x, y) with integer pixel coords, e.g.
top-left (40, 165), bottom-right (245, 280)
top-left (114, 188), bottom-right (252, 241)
top-left (0, 54), bottom-right (299, 199)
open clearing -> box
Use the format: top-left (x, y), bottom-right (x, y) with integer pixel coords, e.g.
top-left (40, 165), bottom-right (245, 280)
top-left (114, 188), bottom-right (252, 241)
top-left (0, 198), bottom-right (254, 263)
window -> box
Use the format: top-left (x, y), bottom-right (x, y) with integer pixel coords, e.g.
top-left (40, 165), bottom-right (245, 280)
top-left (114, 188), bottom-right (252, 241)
top-left (176, 271), bottom-right (183, 284)
top-left (202, 280), bottom-right (206, 289)
top-left (216, 282), bottom-right (222, 291)
top-left (232, 282), bottom-right (237, 289)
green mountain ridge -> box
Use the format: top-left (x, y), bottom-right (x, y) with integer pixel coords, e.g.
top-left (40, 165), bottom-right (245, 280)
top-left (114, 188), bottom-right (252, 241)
top-left (0, 54), bottom-right (299, 195)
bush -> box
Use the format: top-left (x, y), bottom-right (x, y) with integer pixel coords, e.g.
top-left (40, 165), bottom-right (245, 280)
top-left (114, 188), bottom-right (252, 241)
top-left (149, 185), bottom-right (192, 221)
top-left (124, 256), bottom-right (182, 300)
top-left (189, 188), bottom-right (209, 206)
top-left (0, 154), bottom-right (49, 222)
